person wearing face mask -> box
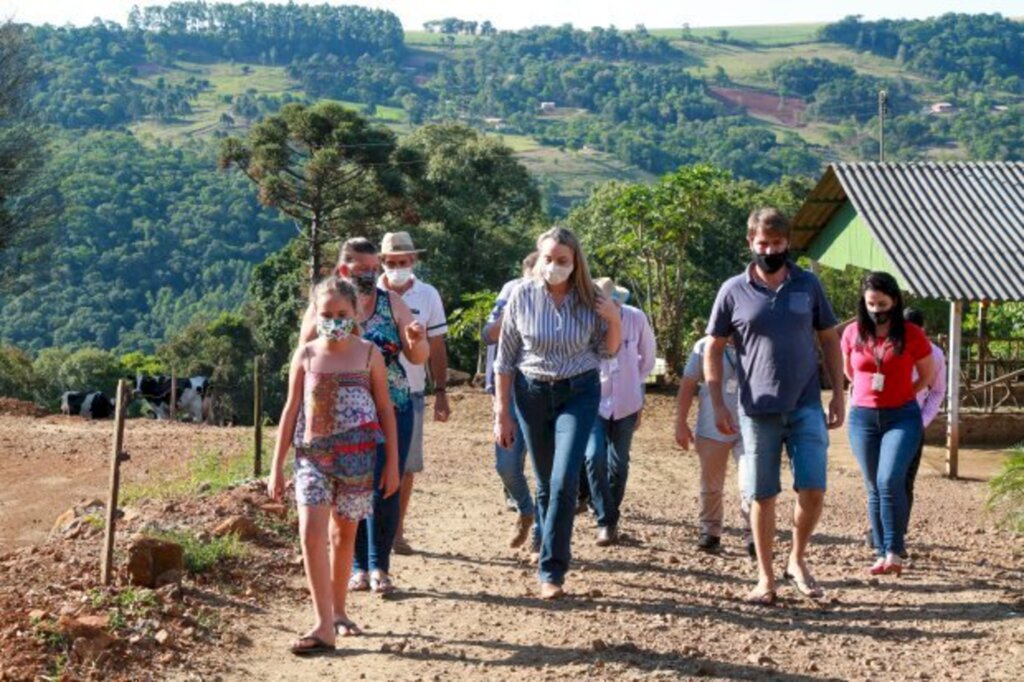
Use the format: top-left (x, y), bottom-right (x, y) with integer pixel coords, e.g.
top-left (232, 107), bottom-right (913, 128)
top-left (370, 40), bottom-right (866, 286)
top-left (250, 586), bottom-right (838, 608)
top-left (494, 226), bottom-right (622, 600)
top-left (584, 277), bottom-right (656, 547)
top-left (269, 277), bottom-right (400, 654)
top-left (706, 207), bottom-right (845, 605)
top-left (376, 231), bottom-right (451, 557)
top-left (299, 237), bottom-right (429, 598)
top-left (841, 272), bottom-right (935, 577)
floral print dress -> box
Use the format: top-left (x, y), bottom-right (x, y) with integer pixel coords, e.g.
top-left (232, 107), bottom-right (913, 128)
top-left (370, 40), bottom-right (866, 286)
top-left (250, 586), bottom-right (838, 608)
top-left (293, 345), bottom-right (382, 521)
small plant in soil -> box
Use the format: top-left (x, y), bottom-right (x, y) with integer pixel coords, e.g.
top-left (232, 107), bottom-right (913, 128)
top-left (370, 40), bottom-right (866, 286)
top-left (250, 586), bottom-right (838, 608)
top-left (147, 529), bottom-right (247, 573)
top-left (987, 446), bottom-right (1024, 533)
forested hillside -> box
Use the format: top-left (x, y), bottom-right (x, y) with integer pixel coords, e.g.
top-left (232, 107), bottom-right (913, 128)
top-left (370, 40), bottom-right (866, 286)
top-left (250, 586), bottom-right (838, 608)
top-left (0, 2), bottom-right (1021, 403)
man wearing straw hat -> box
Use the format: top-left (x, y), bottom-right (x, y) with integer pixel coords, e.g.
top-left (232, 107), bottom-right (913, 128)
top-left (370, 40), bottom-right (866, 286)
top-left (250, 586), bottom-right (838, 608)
top-left (378, 231), bottom-right (451, 556)
top-left (585, 277), bottom-right (656, 547)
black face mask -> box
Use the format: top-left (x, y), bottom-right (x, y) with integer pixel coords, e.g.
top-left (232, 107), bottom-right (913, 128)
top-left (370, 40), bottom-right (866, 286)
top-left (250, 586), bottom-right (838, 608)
top-left (753, 250), bottom-right (789, 274)
top-left (350, 270), bottom-right (378, 295)
top-left (868, 310), bottom-right (892, 325)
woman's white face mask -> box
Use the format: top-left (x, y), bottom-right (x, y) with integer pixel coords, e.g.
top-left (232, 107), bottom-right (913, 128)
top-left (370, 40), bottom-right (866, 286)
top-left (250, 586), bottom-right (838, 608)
top-left (542, 262), bottom-right (574, 285)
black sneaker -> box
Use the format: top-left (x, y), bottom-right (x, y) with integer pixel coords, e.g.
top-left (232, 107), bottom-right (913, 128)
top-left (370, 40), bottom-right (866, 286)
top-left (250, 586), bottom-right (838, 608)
top-left (746, 542), bottom-right (757, 560)
top-left (697, 533), bottom-right (721, 553)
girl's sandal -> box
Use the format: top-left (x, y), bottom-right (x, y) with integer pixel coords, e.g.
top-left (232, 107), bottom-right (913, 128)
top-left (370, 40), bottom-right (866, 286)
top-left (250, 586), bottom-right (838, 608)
top-left (745, 587), bottom-right (777, 606)
top-left (290, 635), bottom-right (335, 656)
top-left (371, 575), bottom-right (395, 597)
top-left (334, 618), bottom-right (362, 636)
top-left (348, 572), bottom-right (370, 592)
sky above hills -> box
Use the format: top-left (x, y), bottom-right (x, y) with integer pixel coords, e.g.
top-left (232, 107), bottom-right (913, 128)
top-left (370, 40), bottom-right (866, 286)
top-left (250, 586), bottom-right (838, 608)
top-left (2, 0), bottom-right (1022, 30)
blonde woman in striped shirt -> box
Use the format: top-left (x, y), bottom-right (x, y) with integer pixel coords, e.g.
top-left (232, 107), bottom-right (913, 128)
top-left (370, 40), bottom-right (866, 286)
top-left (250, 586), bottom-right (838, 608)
top-left (494, 226), bottom-right (621, 600)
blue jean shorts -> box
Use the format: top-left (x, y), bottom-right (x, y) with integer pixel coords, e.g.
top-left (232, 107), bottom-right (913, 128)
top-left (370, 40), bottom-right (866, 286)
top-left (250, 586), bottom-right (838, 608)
top-left (405, 392), bottom-right (425, 474)
top-left (738, 402), bottom-right (829, 500)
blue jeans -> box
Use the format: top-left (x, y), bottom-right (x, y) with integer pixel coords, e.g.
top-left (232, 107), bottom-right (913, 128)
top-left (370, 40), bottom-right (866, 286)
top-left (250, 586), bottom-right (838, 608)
top-left (514, 369), bottom-right (600, 586)
top-left (848, 401), bottom-right (923, 557)
top-left (585, 412), bottom-right (639, 529)
top-left (495, 411), bottom-right (535, 516)
top-left (353, 403), bottom-right (413, 575)
top-left (738, 402), bottom-right (829, 500)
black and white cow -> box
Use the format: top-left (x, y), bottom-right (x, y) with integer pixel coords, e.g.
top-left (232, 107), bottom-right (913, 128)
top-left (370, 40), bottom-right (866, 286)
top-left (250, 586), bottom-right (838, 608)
top-left (60, 391), bottom-right (115, 419)
top-left (134, 374), bottom-right (210, 422)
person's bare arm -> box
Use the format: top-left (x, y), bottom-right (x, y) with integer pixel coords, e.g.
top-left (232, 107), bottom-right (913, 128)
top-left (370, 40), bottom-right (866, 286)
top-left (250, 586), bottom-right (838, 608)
top-left (390, 292), bottom-right (429, 364)
top-left (818, 327), bottom-right (846, 429)
top-left (703, 336), bottom-right (736, 435)
top-left (429, 335), bottom-right (450, 421)
top-left (268, 347), bottom-right (305, 500)
top-left (912, 354), bottom-right (935, 395)
top-left (675, 377), bottom-right (699, 450)
top-left (369, 345), bottom-right (400, 498)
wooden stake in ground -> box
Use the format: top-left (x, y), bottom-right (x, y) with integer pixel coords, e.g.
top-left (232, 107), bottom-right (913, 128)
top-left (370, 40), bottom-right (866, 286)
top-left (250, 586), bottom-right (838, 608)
top-left (253, 356), bottom-right (262, 478)
top-left (170, 371), bottom-right (177, 421)
top-left (100, 379), bottom-right (130, 586)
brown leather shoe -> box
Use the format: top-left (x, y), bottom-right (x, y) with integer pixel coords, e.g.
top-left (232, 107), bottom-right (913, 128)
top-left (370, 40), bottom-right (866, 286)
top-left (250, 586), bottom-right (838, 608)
top-left (509, 513), bottom-right (534, 548)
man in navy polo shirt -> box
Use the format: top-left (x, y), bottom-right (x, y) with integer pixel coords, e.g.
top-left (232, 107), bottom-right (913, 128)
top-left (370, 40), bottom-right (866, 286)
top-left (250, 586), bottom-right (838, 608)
top-left (705, 207), bottom-right (845, 605)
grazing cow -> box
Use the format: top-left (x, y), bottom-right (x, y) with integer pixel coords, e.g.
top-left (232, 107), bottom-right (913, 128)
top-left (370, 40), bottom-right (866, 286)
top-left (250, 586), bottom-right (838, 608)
top-left (134, 374), bottom-right (210, 422)
top-left (60, 391), bottom-right (115, 419)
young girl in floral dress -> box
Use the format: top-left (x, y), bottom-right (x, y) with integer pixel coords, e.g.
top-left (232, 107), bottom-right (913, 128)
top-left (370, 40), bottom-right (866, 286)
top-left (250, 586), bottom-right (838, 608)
top-left (269, 277), bottom-right (400, 656)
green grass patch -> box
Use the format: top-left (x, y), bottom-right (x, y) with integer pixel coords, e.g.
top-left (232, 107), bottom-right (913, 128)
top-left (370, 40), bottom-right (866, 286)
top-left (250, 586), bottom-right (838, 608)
top-left (122, 436), bottom-right (275, 504)
top-left (987, 447), bottom-right (1024, 533)
top-left (652, 23), bottom-right (825, 45)
top-left (405, 31), bottom-right (478, 47)
top-left (86, 586), bottom-right (160, 631)
top-left (147, 529), bottom-right (247, 574)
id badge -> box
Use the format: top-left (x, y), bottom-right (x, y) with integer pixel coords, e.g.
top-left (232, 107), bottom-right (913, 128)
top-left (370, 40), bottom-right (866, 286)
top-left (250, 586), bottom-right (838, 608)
top-left (726, 378), bottom-right (738, 394)
top-left (871, 372), bottom-right (885, 392)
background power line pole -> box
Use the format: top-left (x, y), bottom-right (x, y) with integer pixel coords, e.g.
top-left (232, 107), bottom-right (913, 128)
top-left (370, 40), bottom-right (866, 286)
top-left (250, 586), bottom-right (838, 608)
top-left (878, 89), bottom-right (888, 162)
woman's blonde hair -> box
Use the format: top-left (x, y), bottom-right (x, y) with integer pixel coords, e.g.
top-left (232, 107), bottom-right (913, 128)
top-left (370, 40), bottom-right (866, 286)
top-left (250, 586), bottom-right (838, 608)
top-left (535, 226), bottom-right (598, 310)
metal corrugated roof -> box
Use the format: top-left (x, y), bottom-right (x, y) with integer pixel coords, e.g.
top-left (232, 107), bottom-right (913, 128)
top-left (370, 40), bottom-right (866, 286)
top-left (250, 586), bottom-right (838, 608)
top-left (792, 162), bottom-right (1024, 302)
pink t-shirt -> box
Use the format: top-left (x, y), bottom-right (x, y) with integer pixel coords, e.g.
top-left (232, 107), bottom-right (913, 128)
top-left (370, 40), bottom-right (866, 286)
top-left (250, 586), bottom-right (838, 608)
top-left (842, 322), bottom-right (932, 409)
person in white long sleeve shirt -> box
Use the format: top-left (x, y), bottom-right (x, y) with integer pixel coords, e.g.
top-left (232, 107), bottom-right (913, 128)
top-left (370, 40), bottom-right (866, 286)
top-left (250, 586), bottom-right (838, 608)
top-left (584, 278), bottom-right (657, 547)
top-left (903, 307), bottom-right (946, 555)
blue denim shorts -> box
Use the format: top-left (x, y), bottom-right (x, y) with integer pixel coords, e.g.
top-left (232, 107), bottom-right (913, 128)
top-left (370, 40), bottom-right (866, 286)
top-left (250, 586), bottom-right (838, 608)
top-left (738, 402), bottom-right (829, 500)
top-left (405, 392), bottom-right (425, 474)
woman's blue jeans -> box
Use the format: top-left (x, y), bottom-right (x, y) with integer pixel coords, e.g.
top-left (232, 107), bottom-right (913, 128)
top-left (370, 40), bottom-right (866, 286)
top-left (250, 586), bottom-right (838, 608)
top-left (847, 401), bottom-right (923, 557)
top-left (514, 370), bottom-right (600, 586)
top-left (353, 403), bottom-right (413, 575)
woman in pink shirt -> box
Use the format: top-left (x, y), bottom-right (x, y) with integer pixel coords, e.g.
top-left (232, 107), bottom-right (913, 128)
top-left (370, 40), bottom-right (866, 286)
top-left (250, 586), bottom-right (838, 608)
top-left (842, 272), bottom-right (935, 577)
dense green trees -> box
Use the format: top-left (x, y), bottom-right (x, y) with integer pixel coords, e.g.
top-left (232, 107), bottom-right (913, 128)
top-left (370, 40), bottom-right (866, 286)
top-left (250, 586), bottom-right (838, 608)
top-left (0, 132), bottom-right (291, 352)
top-left (820, 13), bottom-right (1023, 91)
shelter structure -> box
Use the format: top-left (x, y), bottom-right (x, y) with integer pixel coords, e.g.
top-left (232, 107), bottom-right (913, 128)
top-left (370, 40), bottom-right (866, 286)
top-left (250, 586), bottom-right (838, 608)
top-left (792, 161), bottom-right (1024, 477)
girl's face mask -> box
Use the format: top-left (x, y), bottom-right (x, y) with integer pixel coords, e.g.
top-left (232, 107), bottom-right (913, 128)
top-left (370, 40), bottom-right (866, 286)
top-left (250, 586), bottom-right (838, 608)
top-left (316, 316), bottom-right (356, 341)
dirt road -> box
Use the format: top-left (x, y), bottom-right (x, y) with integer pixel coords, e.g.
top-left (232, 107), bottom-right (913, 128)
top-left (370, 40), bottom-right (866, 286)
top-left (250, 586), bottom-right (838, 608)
top-left (197, 391), bottom-right (1023, 681)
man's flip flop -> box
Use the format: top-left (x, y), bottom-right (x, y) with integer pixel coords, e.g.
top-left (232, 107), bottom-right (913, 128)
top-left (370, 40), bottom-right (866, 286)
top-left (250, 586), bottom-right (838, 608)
top-left (334, 618), bottom-right (362, 636)
top-left (745, 588), bottom-right (777, 606)
top-left (784, 570), bottom-right (825, 599)
top-left (290, 636), bottom-right (335, 656)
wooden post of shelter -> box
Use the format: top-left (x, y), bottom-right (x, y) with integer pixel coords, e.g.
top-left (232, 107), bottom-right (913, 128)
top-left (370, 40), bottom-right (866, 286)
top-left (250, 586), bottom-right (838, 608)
top-left (253, 356), bottom-right (263, 478)
top-left (169, 371), bottom-right (177, 421)
top-left (100, 379), bottom-right (130, 585)
top-left (946, 301), bottom-right (963, 479)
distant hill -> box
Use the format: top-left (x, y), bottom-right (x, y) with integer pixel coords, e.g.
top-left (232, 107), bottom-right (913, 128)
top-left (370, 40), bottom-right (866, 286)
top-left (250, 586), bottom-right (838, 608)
top-left (1, 3), bottom-right (1020, 354)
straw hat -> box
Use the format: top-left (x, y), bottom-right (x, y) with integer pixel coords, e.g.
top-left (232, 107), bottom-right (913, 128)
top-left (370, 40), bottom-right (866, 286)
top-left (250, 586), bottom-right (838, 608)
top-left (380, 231), bottom-right (425, 255)
top-left (594, 277), bottom-right (630, 303)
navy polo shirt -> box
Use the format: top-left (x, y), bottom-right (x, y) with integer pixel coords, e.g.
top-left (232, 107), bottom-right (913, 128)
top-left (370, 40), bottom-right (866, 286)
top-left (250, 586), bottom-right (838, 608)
top-left (706, 262), bottom-right (838, 416)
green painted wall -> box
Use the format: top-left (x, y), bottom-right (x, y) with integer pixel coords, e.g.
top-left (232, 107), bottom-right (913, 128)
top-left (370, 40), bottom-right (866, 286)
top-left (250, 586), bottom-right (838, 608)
top-left (806, 202), bottom-right (905, 287)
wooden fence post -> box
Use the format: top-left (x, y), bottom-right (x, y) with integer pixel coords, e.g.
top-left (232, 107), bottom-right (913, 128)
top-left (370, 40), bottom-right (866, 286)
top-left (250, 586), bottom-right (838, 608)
top-left (170, 371), bottom-right (177, 421)
top-left (100, 379), bottom-right (129, 586)
top-left (253, 357), bottom-right (262, 478)
top-left (946, 301), bottom-right (962, 479)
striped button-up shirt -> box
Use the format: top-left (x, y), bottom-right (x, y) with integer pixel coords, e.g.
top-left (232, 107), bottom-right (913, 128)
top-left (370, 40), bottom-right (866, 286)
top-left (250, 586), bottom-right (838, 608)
top-left (495, 279), bottom-right (607, 381)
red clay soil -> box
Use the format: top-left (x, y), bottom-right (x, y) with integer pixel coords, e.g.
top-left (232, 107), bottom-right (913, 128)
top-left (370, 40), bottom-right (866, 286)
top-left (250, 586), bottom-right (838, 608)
top-left (709, 86), bottom-right (807, 127)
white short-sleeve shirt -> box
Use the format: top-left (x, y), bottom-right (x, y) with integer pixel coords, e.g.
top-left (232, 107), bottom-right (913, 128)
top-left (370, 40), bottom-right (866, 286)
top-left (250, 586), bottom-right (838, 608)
top-left (379, 276), bottom-right (448, 393)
